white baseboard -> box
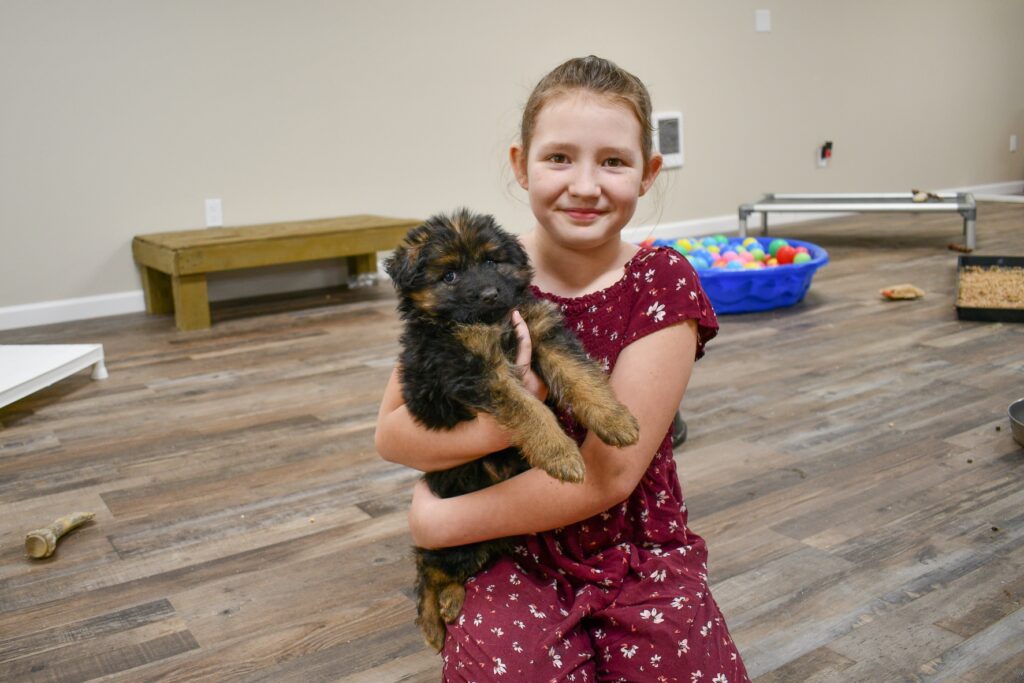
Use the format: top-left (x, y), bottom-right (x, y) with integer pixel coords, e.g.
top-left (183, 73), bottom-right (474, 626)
top-left (3, 178), bottom-right (1021, 332)
top-left (0, 291), bottom-right (145, 332)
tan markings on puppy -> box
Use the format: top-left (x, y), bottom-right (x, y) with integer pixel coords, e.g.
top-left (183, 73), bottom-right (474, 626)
top-left (454, 324), bottom-right (506, 365)
top-left (409, 288), bottom-right (439, 314)
top-left (519, 299), bottom-right (640, 447)
top-left (535, 344), bottom-right (639, 447)
top-left (486, 365), bottom-right (585, 483)
top-left (416, 573), bottom-right (446, 651)
top-left (449, 211), bottom-right (469, 235)
top-left (437, 582), bottom-right (465, 624)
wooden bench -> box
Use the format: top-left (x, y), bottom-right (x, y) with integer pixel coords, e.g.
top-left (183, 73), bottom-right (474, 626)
top-left (132, 215), bottom-right (420, 331)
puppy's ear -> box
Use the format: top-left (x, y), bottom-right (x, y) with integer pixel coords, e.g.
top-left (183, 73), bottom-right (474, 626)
top-left (383, 247), bottom-right (406, 287)
top-left (385, 227), bottom-right (423, 291)
top-left (504, 231), bottom-right (531, 268)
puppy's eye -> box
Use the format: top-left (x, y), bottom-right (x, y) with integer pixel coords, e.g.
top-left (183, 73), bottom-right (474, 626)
top-left (442, 271), bottom-right (458, 284)
top-left (485, 258), bottom-right (497, 267)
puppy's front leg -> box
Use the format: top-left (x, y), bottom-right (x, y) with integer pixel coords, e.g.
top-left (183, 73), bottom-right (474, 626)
top-left (455, 324), bottom-right (584, 483)
top-left (518, 301), bottom-right (640, 448)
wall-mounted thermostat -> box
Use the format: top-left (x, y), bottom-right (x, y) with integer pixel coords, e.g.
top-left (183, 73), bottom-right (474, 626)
top-left (653, 111), bottom-right (684, 169)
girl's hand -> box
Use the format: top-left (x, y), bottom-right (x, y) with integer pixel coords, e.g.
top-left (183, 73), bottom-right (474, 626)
top-left (512, 310), bottom-right (548, 401)
top-left (409, 478), bottom-right (444, 548)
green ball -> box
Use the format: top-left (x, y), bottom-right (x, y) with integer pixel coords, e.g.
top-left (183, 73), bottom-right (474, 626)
top-left (793, 252), bottom-right (812, 264)
top-left (768, 238), bottom-right (789, 257)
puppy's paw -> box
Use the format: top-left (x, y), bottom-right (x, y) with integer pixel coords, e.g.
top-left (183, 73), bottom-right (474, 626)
top-left (438, 583), bottom-right (465, 624)
top-left (588, 407), bottom-right (640, 447)
top-left (536, 438), bottom-right (586, 483)
top-left (418, 614), bottom-right (448, 653)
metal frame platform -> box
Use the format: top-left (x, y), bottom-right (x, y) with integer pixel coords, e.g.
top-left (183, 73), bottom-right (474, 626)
top-left (738, 192), bottom-right (978, 249)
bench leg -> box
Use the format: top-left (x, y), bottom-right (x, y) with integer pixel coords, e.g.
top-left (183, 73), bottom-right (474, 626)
top-left (171, 274), bottom-right (211, 331)
top-left (346, 253), bottom-right (378, 288)
top-left (761, 212), bottom-right (769, 236)
top-left (140, 267), bottom-right (174, 315)
top-left (964, 216), bottom-right (976, 250)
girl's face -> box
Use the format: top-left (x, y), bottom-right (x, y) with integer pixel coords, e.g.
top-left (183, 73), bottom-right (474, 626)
top-left (512, 91), bottom-right (661, 252)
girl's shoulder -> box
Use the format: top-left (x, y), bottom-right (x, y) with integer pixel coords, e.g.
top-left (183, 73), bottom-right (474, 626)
top-left (622, 246), bottom-right (719, 358)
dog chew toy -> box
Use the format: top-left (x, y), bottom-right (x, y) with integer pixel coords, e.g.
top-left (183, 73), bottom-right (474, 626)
top-left (880, 284), bottom-right (926, 300)
top-left (911, 189), bottom-right (942, 203)
top-left (25, 511), bottom-right (95, 559)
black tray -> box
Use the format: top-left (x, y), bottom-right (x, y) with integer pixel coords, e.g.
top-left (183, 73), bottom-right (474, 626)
top-left (956, 255), bottom-right (1024, 322)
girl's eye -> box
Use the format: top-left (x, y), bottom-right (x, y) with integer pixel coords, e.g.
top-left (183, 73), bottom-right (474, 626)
top-left (442, 271), bottom-right (458, 284)
top-left (604, 158), bottom-right (625, 167)
top-left (548, 153), bottom-right (569, 164)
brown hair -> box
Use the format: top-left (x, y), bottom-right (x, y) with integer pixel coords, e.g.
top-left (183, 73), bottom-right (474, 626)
top-left (520, 55), bottom-right (654, 164)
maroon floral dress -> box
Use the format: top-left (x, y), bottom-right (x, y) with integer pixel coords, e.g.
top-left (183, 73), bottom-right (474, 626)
top-left (441, 247), bottom-right (749, 683)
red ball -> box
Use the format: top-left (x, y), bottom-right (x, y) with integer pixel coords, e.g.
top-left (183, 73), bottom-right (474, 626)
top-left (776, 245), bottom-right (797, 264)
top-left (795, 246), bottom-right (809, 254)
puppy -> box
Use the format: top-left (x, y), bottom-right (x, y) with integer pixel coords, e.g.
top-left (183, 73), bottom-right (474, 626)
top-left (385, 209), bottom-right (640, 651)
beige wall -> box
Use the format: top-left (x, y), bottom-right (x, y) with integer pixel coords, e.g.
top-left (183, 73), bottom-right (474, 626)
top-left (2, 0), bottom-right (1022, 310)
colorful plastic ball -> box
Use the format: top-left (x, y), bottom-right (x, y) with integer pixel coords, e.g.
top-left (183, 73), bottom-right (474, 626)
top-left (738, 251), bottom-right (754, 263)
top-left (766, 257), bottom-right (778, 266)
top-left (640, 237), bottom-right (655, 248)
top-left (712, 258), bottom-right (727, 268)
top-left (726, 260), bottom-right (744, 269)
top-left (793, 252), bottom-right (812, 264)
top-left (742, 261), bottom-right (761, 269)
top-left (750, 248), bottom-right (766, 261)
top-left (768, 238), bottom-right (789, 257)
top-left (795, 246), bottom-right (809, 254)
top-left (707, 245), bottom-right (720, 255)
top-left (741, 237), bottom-right (758, 248)
top-left (776, 245), bottom-right (797, 264)
top-left (722, 251), bottom-right (739, 262)
top-left (714, 234), bottom-right (729, 245)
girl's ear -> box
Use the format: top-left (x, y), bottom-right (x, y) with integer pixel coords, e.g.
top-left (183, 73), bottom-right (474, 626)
top-left (509, 144), bottom-right (529, 190)
top-left (639, 153), bottom-right (663, 197)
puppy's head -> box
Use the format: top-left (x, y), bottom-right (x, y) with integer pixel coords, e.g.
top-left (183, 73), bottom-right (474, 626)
top-left (385, 209), bottom-right (532, 325)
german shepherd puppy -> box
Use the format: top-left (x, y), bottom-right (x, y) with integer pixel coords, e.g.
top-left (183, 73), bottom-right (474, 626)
top-left (385, 209), bottom-right (640, 651)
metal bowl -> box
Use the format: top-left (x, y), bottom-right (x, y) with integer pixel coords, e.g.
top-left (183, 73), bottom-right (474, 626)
top-left (1010, 398), bottom-right (1024, 448)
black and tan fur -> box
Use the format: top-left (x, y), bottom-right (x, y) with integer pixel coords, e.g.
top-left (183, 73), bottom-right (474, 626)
top-left (385, 209), bottom-right (640, 651)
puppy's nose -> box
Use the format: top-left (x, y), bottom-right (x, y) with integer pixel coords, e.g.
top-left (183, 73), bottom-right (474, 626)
top-left (480, 287), bottom-right (499, 304)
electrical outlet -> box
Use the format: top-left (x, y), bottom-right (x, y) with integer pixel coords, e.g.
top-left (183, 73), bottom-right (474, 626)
top-left (755, 9), bottom-right (771, 32)
top-left (205, 198), bottom-right (223, 227)
top-left (1012, 134), bottom-right (1019, 153)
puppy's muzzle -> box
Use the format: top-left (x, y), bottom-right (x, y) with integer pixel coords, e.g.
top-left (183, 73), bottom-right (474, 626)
top-left (479, 287), bottom-right (499, 305)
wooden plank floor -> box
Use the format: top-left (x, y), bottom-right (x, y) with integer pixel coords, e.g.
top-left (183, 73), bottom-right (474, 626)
top-left (2, 203), bottom-right (1022, 682)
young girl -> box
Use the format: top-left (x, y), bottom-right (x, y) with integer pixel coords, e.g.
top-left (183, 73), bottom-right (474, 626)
top-left (376, 55), bottom-right (749, 682)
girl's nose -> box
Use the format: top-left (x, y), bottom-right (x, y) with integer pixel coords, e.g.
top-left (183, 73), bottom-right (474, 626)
top-left (568, 165), bottom-right (600, 198)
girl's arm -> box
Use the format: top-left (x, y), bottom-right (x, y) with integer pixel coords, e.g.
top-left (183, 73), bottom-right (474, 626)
top-left (408, 319), bottom-right (698, 548)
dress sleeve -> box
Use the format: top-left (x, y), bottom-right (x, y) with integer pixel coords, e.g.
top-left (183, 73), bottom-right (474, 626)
top-left (623, 247), bottom-right (719, 360)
